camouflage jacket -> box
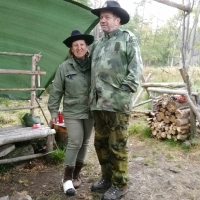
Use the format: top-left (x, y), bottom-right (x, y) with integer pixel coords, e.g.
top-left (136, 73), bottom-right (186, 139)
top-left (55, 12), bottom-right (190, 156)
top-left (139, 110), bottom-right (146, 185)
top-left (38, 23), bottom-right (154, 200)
top-left (48, 57), bottom-right (92, 119)
top-left (89, 28), bottom-right (143, 113)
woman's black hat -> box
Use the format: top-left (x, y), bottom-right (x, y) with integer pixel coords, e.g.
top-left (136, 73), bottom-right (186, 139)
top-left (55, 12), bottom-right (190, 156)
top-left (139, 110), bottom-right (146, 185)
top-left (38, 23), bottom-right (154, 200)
top-left (63, 30), bottom-right (94, 48)
top-left (91, 1), bottom-right (129, 25)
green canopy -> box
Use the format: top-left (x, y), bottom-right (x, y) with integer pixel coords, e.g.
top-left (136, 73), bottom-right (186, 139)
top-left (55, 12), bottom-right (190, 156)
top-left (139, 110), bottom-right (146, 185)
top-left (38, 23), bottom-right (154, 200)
top-left (0, 0), bottom-right (98, 100)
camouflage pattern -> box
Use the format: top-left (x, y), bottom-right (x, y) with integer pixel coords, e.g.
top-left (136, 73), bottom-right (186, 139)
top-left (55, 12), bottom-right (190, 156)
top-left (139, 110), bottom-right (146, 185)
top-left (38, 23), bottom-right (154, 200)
top-left (89, 28), bottom-right (143, 113)
top-left (93, 110), bottom-right (130, 188)
top-left (48, 57), bottom-right (91, 119)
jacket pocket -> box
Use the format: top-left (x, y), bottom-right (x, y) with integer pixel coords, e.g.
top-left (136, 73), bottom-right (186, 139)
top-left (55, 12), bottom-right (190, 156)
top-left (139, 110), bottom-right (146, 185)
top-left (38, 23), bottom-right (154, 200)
top-left (65, 71), bottom-right (77, 79)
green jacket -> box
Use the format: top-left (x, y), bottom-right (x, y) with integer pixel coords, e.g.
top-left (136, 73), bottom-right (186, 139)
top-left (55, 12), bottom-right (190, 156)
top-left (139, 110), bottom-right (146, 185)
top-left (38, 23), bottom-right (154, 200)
top-left (89, 28), bottom-right (143, 113)
top-left (48, 57), bottom-right (91, 119)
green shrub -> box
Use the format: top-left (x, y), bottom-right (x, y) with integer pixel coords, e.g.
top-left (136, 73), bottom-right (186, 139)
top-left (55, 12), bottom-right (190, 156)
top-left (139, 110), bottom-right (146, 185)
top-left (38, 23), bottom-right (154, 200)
top-left (51, 148), bottom-right (66, 164)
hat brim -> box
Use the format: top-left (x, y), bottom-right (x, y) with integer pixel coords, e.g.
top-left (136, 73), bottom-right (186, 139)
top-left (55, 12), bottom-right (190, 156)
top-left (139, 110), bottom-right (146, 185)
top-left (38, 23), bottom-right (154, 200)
top-left (91, 7), bottom-right (129, 25)
top-left (63, 35), bottom-right (94, 48)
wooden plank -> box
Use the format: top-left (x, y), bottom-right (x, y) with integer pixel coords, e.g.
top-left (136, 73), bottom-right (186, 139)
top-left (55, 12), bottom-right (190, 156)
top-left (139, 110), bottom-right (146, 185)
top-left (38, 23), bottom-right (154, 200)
top-left (0, 153), bottom-right (45, 165)
top-left (0, 127), bottom-right (56, 146)
top-left (0, 144), bottom-right (15, 157)
top-left (0, 127), bottom-right (55, 137)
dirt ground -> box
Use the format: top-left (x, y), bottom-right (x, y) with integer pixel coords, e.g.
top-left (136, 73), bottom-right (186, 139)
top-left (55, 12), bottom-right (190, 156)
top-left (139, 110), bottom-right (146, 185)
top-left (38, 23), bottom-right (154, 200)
top-left (1, 127), bottom-right (200, 200)
top-left (1, 94), bottom-right (200, 200)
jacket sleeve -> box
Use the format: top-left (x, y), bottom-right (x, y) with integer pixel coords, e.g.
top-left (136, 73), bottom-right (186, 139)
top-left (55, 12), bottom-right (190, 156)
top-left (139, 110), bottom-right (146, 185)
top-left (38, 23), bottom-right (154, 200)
top-left (48, 65), bottom-right (65, 118)
top-left (121, 32), bottom-right (143, 93)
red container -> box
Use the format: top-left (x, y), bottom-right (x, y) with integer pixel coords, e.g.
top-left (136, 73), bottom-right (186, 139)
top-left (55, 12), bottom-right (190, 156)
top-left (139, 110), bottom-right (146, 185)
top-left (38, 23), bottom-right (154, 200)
top-left (58, 111), bottom-right (64, 123)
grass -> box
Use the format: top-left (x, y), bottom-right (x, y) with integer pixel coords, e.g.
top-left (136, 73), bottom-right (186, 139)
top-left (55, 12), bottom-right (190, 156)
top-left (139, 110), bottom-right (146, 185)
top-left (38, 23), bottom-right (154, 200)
top-left (51, 147), bottom-right (66, 165)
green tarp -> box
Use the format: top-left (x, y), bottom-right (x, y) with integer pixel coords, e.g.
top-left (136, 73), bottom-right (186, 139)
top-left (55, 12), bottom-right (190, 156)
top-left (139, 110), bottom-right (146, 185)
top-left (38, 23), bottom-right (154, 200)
top-left (0, 0), bottom-right (98, 100)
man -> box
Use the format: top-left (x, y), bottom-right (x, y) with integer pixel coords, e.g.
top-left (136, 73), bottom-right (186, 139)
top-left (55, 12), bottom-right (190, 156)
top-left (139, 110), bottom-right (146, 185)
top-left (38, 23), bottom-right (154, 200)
top-left (89, 1), bottom-right (143, 200)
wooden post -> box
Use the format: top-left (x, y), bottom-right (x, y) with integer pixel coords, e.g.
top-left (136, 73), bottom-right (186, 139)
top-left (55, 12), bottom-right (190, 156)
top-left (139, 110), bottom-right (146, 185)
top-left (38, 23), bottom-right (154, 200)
top-left (30, 55), bottom-right (36, 114)
top-left (30, 54), bottom-right (42, 114)
top-left (37, 66), bottom-right (41, 87)
top-left (132, 73), bottom-right (151, 106)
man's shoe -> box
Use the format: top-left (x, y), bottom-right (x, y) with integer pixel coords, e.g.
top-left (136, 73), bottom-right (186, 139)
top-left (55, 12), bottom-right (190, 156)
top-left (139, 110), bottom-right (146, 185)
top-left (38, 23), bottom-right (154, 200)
top-left (101, 186), bottom-right (127, 200)
top-left (91, 178), bottom-right (112, 192)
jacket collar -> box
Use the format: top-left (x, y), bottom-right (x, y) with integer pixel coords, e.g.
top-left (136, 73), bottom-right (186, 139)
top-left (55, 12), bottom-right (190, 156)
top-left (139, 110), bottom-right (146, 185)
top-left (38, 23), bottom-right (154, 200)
top-left (104, 28), bottom-right (121, 39)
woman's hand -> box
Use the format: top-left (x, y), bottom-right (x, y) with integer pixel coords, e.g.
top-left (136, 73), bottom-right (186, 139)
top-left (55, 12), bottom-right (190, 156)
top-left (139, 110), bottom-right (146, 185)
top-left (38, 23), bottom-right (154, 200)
top-left (49, 117), bottom-right (57, 128)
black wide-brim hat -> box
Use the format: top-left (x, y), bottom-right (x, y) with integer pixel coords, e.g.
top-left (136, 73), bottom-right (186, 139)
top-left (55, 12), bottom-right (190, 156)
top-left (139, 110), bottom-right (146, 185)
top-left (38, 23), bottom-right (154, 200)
top-left (91, 1), bottom-right (130, 25)
top-left (63, 30), bottom-right (94, 48)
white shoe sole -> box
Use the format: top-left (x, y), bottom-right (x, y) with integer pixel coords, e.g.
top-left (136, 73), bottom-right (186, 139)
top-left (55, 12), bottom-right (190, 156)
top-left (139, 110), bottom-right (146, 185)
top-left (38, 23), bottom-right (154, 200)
top-left (62, 180), bottom-right (76, 195)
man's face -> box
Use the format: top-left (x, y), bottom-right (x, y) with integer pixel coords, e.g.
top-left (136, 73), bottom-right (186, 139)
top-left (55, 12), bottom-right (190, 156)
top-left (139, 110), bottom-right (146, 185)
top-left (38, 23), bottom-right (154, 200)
top-left (99, 10), bottom-right (120, 34)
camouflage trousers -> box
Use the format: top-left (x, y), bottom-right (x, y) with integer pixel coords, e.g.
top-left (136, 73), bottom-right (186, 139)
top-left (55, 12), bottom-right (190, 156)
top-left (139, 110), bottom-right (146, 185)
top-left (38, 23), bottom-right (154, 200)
top-left (93, 110), bottom-right (130, 189)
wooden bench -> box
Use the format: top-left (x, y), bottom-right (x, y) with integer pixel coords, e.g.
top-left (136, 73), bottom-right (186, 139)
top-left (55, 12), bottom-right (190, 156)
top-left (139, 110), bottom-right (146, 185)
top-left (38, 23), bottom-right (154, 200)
top-left (0, 125), bottom-right (55, 164)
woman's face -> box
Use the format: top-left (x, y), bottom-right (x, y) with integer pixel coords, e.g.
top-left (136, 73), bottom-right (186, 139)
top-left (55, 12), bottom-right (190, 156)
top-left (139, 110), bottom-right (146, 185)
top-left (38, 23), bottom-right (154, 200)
top-left (71, 39), bottom-right (88, 59)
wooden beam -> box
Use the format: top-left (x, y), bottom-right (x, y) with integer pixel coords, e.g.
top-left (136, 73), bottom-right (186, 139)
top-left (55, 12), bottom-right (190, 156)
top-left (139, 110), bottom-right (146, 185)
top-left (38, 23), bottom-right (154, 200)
top-left (153, 0), bottom-right (191, 12)
top-left (0, 52), bottom-right (35, 56)
top-left (132, 99), bottom-right (152, 109)
top-left (132, 73), bottom-right (151, 106)
top-left (142, 82), bottom-right (186, 88)
top-left (0, 69), bottom-right (46, 75)
top-left (0, 88), bottom-right (45, 91)
top-left (0, 153), bottom-right (46, 164)
top-left (0, 106), bottom-right (39, 111)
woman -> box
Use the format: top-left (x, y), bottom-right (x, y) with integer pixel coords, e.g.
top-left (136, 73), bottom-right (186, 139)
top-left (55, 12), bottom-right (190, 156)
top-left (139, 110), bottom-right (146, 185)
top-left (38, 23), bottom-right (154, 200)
top-left (48, 30), bottom-right (94, 196)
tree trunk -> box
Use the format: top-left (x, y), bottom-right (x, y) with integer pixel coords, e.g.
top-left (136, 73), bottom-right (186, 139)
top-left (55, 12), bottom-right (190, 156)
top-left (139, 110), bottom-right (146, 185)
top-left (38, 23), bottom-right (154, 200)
top-left (153, 0), bottom-right (191, 12)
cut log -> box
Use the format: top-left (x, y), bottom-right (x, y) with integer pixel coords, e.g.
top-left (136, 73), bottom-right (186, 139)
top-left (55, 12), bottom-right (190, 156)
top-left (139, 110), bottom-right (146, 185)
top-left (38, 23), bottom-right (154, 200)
top-left (156, 132), bottom-right (162, 139)
top-left (162, 100), bottom-right (169, 108)
top-left (171, 130), bottom-right (176, 135)
top-left (177, 129), bottom-right (189, 135)
top-left (167, 134), bottom-right (172, 139)
top-left (152, 130), bottom-right (157, 136)
top-left (169, 115), bottom-right (176, 123)
top-left (163, 116), bottom-right (170, 124)
top-left (165, 126), bottom-right (170, 131)
top-left (161, 132), bottom-right (167, 138)
top-left (167, 101), bottom-right (177, 113)
top-left (177, 134), bottom-right (188, 140)
top-left (156, 112), bottom-right (164, 121)
top-left (165, 110), bottom-right (171, 116)
top-left (172, 125), bottom-right (177, 130)
top-left (175, 118), bottom-right (190, 126)
top-left (175, 109), bottom-right (190, 119)
top-left (159, 107), bottom-right (166, 112)
top-left (176, 125), bottom-right (190, 132)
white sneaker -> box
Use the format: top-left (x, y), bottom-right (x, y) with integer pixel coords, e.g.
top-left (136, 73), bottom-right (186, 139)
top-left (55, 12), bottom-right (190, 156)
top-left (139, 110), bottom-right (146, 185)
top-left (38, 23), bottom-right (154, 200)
top-left (62, 179), bottom-right (76, 195)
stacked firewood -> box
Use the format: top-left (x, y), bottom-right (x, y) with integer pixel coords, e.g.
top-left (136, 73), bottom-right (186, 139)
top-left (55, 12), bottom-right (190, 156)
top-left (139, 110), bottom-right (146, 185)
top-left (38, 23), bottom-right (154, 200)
top-left (147, 94), bottom-right (191, 141)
